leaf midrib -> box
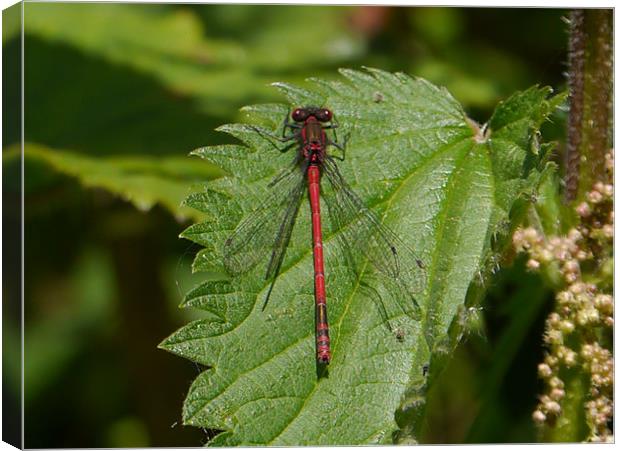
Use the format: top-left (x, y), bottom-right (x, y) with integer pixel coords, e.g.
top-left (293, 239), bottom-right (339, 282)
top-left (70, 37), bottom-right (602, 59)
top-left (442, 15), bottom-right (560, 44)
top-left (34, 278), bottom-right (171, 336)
top-left (421, 144), bottom-right (477, 347)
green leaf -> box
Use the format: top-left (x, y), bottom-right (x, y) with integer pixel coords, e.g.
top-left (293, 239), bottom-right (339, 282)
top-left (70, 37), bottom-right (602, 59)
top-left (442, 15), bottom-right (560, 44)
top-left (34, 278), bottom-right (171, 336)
top-left (160, 68), bottom-right (561, 445)
top-left (10, 143), bottom-right (221, 221)
top-left (21, 4), bottom-right (364, 117)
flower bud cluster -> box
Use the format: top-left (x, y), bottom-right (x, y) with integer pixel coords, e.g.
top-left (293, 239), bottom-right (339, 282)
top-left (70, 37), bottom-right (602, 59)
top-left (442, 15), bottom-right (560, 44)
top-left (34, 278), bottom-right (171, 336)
top-left (582, 342), bottom-right (613, 441)
top-left (513, 227), bottom-right (588, 284)
top-left (576, 177), bottom-right (614, 247)
top-left (517, 149), bottom-right (613, 441)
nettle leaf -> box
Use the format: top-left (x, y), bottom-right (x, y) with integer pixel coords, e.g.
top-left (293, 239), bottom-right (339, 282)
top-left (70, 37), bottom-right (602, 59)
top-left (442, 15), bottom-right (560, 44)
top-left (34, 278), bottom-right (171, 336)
top-left (20, 4), bottom-right (363, 117)
top-left (160, 68), bottom-right (561, 445)
top-left (14, 143), bottom-right (220, 222)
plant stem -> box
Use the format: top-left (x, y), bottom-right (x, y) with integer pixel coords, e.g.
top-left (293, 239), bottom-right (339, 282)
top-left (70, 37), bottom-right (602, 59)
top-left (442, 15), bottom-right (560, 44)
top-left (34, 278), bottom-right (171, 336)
top-left (564, 9), bottom-right (612, 203)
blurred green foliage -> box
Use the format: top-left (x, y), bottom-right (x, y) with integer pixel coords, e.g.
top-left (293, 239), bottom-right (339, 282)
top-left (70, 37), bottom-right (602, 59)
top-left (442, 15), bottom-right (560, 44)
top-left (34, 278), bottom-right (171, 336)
top-left (6, 143), bottom-right (218, 221)
top-left (3, 3), bottom-right (568, 447)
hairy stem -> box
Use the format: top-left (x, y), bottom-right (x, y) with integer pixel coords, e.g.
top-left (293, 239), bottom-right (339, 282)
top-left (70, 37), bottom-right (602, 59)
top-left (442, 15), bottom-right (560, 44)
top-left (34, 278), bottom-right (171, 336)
top-left (564, 9), bottom-right (612, 203)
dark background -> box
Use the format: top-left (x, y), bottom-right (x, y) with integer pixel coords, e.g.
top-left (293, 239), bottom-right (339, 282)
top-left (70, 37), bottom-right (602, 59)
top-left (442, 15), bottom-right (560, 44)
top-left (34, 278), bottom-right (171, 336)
top-left (3, 4), bottom-right (568, 446)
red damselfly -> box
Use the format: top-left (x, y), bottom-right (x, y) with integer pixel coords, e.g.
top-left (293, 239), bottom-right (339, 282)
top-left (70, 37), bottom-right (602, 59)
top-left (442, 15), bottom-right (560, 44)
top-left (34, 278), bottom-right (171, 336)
top-left (224, 107), bottom-right (425, 364)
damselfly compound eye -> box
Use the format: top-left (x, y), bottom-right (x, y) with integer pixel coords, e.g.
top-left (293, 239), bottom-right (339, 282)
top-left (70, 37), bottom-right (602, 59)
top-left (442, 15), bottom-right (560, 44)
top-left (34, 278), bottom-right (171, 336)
top-left (292, 108), bottom-right (308, 122)
top-left (317, 109), bottom-right (332, 122)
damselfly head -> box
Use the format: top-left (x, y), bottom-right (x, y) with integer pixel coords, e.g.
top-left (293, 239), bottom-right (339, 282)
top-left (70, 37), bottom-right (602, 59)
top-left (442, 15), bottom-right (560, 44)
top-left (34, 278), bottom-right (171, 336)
top-left (291, 107), bottom-right (333, 123)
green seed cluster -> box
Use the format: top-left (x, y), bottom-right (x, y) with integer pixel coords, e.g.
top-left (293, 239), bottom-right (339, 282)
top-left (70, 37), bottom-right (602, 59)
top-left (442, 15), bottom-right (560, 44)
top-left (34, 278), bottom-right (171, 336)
top-left (513, 149), bottom-right (613, 442)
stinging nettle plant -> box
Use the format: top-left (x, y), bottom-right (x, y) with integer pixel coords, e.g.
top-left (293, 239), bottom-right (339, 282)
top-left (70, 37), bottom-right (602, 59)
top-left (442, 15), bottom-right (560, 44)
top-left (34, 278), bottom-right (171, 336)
top-left (514, 9), bottom-right (613, 443)
top-left (159, 67), bottom-right (564, 445)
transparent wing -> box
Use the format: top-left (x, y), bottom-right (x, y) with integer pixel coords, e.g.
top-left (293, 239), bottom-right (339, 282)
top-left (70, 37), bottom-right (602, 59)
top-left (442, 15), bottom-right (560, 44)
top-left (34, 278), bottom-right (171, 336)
top-left (223, 161), bottom-right (307, 280)
top-left (321, 157), bottom-right (425, 320)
